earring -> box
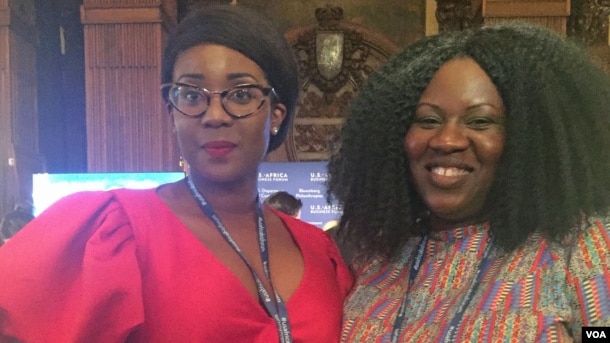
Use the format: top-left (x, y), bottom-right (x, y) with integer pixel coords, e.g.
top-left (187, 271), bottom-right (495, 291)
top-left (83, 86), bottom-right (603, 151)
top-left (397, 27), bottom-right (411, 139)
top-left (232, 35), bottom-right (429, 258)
top-left (179, 156), bottom-right (190, 175)
top-left (272, 127), bottom-right (279, 135)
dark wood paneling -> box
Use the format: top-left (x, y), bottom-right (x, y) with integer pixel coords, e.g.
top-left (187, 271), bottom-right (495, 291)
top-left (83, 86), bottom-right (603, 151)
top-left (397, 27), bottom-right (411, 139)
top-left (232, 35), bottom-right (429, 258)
top-left (82, 1), bottom-right (179, 172)
top-left (0, 0), bottom-right (42, 218)
top-left (483, 0), bottom-right (570, 34)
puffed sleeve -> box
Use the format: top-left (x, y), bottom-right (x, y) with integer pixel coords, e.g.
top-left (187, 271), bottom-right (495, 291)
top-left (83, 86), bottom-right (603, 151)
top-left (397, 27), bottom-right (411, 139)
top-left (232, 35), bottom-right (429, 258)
top-left (0, 191), bottom-right (144, 343)
top-left (566, 216), bottom-right (610, 334)
top-left (323, 231), bottom-right (354, 297)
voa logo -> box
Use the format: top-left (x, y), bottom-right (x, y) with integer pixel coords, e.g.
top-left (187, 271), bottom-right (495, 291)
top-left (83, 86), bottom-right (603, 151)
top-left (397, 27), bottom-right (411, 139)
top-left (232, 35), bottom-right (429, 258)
top-left (584, 329), bottom-right (607, 339)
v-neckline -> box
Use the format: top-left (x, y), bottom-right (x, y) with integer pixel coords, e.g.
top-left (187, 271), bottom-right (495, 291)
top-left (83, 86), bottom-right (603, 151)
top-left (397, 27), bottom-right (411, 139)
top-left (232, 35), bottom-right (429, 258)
top-left (151, 188), bottom-right (309, 310)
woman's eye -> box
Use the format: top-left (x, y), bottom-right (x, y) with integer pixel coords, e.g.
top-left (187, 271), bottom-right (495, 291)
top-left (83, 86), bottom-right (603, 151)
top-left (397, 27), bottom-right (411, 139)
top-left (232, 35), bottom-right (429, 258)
top-left (413, 116), bottom-right (441, 128)
top-left (183, 90), bottom-right (202, 103)
top-left (467, 117), bottom-right (495, 129)
top-left (229, 89), bottom-right (255, 104)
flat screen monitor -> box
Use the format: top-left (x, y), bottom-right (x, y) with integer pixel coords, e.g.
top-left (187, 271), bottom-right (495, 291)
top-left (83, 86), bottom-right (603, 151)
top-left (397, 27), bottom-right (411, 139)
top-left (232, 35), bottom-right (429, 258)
top-left (32, 162), bottom-right (340, 229)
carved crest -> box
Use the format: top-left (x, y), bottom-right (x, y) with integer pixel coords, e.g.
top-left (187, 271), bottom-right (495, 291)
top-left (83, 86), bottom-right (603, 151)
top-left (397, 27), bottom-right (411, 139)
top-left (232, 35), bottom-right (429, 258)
top-left (280, 4), bottom-right (399, 161)
top-left (316, 32), bottom-right (344, 80)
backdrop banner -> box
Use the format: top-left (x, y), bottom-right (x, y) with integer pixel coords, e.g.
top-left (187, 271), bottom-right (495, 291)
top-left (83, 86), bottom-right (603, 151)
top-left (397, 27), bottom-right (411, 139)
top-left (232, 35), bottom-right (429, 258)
top-left (32, 162), bottom-right (340, 229)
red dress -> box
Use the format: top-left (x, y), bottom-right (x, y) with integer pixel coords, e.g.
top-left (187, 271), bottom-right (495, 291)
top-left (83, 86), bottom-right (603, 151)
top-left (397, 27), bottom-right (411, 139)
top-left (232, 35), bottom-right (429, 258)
top-left (0, 188), bottom-right (353, 343)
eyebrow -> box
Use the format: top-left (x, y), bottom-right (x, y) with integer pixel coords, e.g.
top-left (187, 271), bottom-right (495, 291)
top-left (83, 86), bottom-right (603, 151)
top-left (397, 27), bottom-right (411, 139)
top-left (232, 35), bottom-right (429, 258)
top-left (176, 73), bottom-right (203, 81)
top-left (417, 102), bottom-right (503, 112)
top-left (176, 72), bottom-right (259, 83)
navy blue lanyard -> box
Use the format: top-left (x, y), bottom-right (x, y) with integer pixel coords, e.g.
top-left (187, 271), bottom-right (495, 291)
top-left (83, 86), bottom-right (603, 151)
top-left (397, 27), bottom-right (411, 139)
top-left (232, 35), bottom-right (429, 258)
top-left (390, 235), bottom-right (428, 343)
top-left (390, 235), bottom-right (493, 342)
top-left (186, 176), bottom-right (293, 343)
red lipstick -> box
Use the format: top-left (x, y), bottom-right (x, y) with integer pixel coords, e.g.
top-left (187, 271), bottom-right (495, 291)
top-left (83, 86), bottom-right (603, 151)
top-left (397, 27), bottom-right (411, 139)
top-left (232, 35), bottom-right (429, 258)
top-left (203, 141), bottom-right (236, 158)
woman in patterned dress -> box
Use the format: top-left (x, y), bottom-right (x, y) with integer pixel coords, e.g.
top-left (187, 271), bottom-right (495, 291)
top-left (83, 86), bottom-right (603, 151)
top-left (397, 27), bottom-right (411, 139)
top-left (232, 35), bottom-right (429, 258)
top-left (328, 22), bottom-right (610, 342)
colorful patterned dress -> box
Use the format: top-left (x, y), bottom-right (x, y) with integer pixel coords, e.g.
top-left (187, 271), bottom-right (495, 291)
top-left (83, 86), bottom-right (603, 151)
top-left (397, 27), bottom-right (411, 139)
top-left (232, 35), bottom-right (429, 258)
top-left (341, 216), bottom-right (610, 342)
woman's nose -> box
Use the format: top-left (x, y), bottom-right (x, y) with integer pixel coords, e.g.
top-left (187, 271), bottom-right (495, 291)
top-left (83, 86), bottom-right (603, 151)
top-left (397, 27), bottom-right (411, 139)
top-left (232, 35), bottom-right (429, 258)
top-left (429, 123), bottom-right (469, 152)
top-left (199, 94), bottom-right (232, 127)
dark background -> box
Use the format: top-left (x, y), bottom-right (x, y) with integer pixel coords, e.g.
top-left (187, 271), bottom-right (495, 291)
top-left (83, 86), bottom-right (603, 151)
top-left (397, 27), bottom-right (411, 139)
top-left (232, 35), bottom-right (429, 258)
top-left (35, 0), bottom-right (86, 173)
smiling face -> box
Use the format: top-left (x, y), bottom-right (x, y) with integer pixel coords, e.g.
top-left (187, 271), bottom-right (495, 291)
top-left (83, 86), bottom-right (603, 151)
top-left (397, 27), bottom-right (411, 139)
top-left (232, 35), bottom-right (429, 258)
top-left (404, 58), bottom-right (506, 230)
top-left (170, 43), bottom-right (286, 185)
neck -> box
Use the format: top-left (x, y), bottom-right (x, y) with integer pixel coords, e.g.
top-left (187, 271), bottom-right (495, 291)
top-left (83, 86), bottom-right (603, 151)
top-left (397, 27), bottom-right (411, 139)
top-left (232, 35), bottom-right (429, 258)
top-left (186, 174), bottom-right (259, 216)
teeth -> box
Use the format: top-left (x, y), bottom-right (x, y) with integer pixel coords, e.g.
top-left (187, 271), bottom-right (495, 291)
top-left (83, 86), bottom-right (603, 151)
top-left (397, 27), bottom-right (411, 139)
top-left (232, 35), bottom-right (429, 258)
top-left (431, 167), bottom-right (469, 176)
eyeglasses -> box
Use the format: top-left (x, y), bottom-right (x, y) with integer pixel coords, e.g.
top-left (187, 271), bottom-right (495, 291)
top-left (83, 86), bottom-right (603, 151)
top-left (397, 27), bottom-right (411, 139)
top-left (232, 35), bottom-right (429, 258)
top-left (161, 83), bottom-right (276, 119)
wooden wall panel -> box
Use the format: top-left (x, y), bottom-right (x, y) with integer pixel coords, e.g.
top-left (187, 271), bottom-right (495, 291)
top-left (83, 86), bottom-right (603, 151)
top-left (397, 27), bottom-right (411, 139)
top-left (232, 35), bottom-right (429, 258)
top-left (82, 0), bottom-right (177, 29)
top-left (8, 31), bottom-right (40, 217)
top-left (484, 16), bottom-right (567, 33)
top-left (82, 1), bottom-right (178, 172)
top-left (0, 1), bottom-right (7, 26)
top-left (84, 23), bottom-right (176, 171)
top-left (0, 25), bottom-right (14, 219)
top-left (0, 0), bottom-right (41, 218)
top-left (9, 33), bottom-right (38, 153)
top-left (483, 0), bottom-right (570, 34)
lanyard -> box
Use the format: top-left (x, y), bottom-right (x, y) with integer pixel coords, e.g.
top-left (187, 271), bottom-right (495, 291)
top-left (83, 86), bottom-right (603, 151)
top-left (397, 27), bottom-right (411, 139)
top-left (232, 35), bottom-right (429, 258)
top-left (186, 176), bottom-right (293, 343)
top-left (390, 234), bottom-right (493, 343)
top-left (389, 235), bottom-right (428, 343)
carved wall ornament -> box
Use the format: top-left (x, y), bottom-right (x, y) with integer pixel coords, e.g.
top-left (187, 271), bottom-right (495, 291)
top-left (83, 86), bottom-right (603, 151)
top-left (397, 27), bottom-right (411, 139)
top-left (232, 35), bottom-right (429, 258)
top-left (316, 32), bottom-right (344, 81)
top-left (568, 0), bottom-right (610, 45)
top-left (282, 4), bottom-right (399, 161)
top-left (436, 0), bottom-right (483, 32)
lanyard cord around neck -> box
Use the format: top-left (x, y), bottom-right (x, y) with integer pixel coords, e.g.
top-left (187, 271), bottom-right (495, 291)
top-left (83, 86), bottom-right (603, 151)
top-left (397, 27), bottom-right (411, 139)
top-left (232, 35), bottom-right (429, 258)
top-left (390, 234), bottom-right (493, 343)
top-left (185, 176), bottom-right (293, 343)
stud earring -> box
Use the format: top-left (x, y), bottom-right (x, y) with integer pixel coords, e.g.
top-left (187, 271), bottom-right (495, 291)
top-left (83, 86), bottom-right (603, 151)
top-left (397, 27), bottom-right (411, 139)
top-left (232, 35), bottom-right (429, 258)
top-left (179, 156), bottom-right (185, 168)
top-left (272, 127), bottom-right (279, 135)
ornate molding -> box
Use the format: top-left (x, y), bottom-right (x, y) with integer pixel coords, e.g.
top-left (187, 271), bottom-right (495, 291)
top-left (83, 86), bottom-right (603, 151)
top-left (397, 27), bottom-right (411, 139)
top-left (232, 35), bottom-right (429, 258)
top-left (293, 26), bottom-right (373, 94)
top-left (81, 6), bottom-right (164, 24)
top-left (436, 0), bottom-right (483, 32)
top-left (285, 5), bottom-right (399, 161)
top-left (568, 0), bottom-right (610, 45)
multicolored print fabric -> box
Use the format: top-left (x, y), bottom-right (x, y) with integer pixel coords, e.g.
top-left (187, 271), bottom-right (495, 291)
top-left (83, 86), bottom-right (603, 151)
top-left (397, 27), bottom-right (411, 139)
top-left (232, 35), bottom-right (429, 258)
top-left (341, 216), bottom-right (610, 342)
